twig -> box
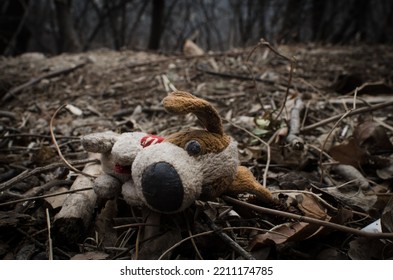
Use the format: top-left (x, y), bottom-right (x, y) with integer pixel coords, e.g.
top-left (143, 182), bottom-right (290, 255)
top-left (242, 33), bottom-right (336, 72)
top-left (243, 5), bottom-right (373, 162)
top-left (185, 213), bottom-right (203, 260)
top-left (0, 158), bottom-right (98, 192)
top-left (203, 213), bottom-right (255, 260)
top-left (15, 228), bottom-right (71, 259)
top-left (158, 226), bottom-right (282, 260)
top-left (223, 196), bottom-right (393, 239)
top-left (50, 104), bottom-right (96, 178)
top-left (301, 99), bottom-right (393, 133)
top-left (196, 64), bottom-right (275, 84)
top-left (125, 50), bottom-right (246, 69)
top-left (332, 164), bottom-right (369, 191)
top-left (286, 97), bottom-right (305, 150)
top-left (1, 61), bottom-right (86, 104)
top-left (134, 226), bottom-right (142, 260)
top-left (46, 208), bottom-right (53, 260)
top-left (14, 179), bottom-right (73, 212)
top-left (374, 118), bottom-right (393, 133)
top-left (0, 110), bottom-right (17, 119)
top-left (308, 183), bottom-right (370, 218)
top-left (247, 39), bottom-right (296, 121)
top-left (270, 189), bottom-right (338, 212)
top-left (161, 74), bottom-right (177, 92)
top-left (318, 109), bottom-right (353, 182)
top-left (318, 88), bottom-right (358, 182)
top-left (53, 161), bottom-right (99, 245)
top-left (113, 223), bottom-right (160, 229)
top-left (272, 188), bottom-right (370, 218)
top-left (23, 179), bottom-right (73, 199)
top-left (0, 186), bottom-right (92, 208)
top-left (3, 133), bottom-right (79, 140)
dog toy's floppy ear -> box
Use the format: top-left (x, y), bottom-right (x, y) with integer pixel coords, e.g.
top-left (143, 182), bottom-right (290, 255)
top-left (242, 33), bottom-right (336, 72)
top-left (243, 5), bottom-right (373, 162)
top-left (162, 91), bottom-right (224, 135)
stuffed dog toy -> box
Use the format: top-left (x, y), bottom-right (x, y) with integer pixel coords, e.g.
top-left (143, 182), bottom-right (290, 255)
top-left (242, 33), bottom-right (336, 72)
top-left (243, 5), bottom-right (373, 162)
top-left (81, 91), bottom-right (274, 214)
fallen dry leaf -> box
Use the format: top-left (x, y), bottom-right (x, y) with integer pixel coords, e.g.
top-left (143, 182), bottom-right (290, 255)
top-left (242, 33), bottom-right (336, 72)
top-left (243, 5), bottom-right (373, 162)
top-left (348, 238), bottom-right (391, 260)
top-left (329, 137), bottom-right (368, 167)
top-left (323, 185), bottom-right (377, 212)
top-left (376, 157), bottom-right (393, 180)
top-left (353, 121), bottom-right (393, 155)
top-left (44, 186), bottom-right (69, 210)
top-left (249, 221), bottom-right (323, 250)
top-left (249, 222), bottom-right (302, 249)
top-left (292, 193), bottom-right (329, 220)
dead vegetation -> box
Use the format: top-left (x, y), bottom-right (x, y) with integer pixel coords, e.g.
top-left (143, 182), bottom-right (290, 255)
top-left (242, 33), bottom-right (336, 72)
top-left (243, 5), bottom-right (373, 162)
top-left (1, 42), bottom-right (393, 260)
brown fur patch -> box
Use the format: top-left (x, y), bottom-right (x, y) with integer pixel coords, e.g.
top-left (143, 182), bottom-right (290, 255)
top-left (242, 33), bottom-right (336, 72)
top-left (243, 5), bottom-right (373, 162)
top-left (228, 166), bottom-right (274, 204)
top-left (165, 130), bottom-right (231, 155)
top-left (199, 177), bottom-right (232, 201)
top-left (162, 91), bottom-right (224, 135)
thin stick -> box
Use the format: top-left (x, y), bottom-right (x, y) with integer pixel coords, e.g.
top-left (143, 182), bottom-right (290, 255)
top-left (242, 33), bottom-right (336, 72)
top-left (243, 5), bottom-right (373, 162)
top-left (50, 104), bottom-right (96, 178)
top-left (158, 226), bottom-right (284, 260)
top-left (223, 196), bottom-right (393, 239)
top-left (0, 158), bottom-right (98, 192)
top-left (2, 61), bottom-right (86, 104)
top-left (301, 99), bottom-right (393, 133)
top-left (16, 228), bottom-right (71, 259)
top-left (308, 182), bottom-right (370, 218)
top-left (196, 64), bottom-right (276, 84)
top-left (0, 187), bottom-right (93, 208)
top-left (375, 118), bottom-right (393, 132)
top-left (134, 226), bottom-right (142, 260)
top-left (203, 213), bottom-right (255, 260)
top-left (188, 227), bottom-right (204, 260)
top-left (46, 208), bottom-right (53, 260)
top-left (126, 50), bottom-right (246, 69)
top-left (247, 39), bottom-right (296, 121)
top-left (270, 189), bottom-right (338, 212)
top-left (186, 213), bottom-right (204, 260)
top-left (113, 223), bottom-right (160, 229)
top-left (318, 109), bottom-right (353, 182)
top-left (318, 87), bottom-right (358, 182)
top-left (3, 133), bottom-right (80, 140)
top-left (286, 97), bottom-right (305, 149)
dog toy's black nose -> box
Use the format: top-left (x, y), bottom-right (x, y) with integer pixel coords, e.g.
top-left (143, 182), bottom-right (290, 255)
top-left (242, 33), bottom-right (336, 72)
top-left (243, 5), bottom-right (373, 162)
top-left (141, 162), bottom-right (184, 213)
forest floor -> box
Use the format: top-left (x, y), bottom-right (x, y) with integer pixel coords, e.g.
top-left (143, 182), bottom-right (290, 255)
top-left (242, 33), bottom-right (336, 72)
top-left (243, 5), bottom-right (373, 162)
top-left (0, 42), bottom-right (393, 260)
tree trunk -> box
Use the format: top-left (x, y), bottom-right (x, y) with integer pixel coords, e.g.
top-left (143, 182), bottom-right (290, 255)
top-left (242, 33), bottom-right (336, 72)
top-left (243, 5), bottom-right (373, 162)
top-left (0, 0), bottom-right (31, 56)
top-left (148, 0), bottom-right (165, 50)
top-left (54, 0), bottom-right (81, 53)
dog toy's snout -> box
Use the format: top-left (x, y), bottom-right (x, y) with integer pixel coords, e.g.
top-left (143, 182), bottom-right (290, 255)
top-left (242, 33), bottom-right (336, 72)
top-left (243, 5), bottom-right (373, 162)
top-left (141, 162), bottom-right (184, 213)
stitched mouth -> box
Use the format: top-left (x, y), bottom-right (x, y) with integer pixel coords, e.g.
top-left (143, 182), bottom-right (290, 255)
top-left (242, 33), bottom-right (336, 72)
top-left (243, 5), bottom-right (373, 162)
top-left (114, 163), bottom-right (131, 174)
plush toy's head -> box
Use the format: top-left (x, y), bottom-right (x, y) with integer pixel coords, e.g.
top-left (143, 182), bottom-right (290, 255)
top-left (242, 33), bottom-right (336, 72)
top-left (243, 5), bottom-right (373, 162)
top-left (82, 91), bottom-right (273, 214)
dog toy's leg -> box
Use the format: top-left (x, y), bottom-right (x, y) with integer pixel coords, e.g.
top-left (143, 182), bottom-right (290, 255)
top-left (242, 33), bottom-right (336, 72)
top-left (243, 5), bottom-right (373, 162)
top-left (122, 180), bottom-right (143, 206)
top-left (228, 166), bottom-right (275, 204)
top-left (93, 173), bottom-right (122, 200)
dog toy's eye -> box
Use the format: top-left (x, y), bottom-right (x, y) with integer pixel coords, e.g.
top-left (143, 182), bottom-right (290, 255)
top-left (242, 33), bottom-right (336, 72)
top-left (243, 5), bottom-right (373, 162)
top-left (185, 140), bottom-right (201, 156)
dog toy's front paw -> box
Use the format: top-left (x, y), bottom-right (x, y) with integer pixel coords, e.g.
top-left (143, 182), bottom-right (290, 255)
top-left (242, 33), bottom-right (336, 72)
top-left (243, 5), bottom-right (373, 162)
top-left (93, 174), bottom-right (122, 200)
top-left (122, 180), bottom-right (143, 206)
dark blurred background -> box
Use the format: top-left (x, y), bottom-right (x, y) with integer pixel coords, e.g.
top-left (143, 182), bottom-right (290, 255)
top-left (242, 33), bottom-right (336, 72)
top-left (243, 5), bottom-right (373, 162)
top-left (1, 0), bottom-right (392, 56)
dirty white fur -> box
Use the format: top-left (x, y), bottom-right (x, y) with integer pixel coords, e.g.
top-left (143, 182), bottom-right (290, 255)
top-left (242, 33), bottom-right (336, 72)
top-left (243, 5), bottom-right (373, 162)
top-left (198, 139), bottom-right (239, 185)
top-left (81, 131), bottom-right (147, 199)
top-left (131, 142), bottom-right (204, 212)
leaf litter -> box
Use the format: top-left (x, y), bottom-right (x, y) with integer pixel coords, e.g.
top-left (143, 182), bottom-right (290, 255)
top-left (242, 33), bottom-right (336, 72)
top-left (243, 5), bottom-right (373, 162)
top-left (0, 43), bottom-right (393, 260)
